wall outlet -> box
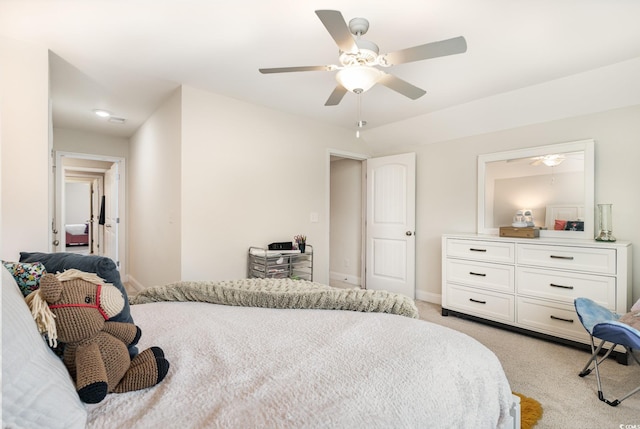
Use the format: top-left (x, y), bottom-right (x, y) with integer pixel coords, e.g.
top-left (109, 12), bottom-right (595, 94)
top-left (344, 258), bottom-right (350, 268)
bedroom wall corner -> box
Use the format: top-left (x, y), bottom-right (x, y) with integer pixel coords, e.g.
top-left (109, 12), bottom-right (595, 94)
top-left (0, 36), bottom-right (50, 261)
top-left (128, 86), bottom-right (183, 289)
top-left (180, 85), bottom-right (366, 284)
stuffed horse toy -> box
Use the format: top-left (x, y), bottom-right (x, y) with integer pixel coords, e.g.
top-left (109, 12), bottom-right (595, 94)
top-left (27, 269), bottom-right (169, 403)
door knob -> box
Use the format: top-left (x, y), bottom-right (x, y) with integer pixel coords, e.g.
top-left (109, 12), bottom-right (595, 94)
top-left (405, 231), bottom-right (413, 236)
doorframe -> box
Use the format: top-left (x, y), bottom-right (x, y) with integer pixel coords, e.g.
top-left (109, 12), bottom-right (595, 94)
top-left (53, 151), bottom-right (126, 277)
top-left (325, 148), bottom-right (369, 287)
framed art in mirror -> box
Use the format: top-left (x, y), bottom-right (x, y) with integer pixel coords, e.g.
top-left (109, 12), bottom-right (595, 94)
top-left (477, 139), bottom-right (595, 239)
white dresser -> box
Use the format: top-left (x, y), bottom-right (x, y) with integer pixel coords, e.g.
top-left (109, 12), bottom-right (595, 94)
top-left (441, 234), bottom-right (632, 349)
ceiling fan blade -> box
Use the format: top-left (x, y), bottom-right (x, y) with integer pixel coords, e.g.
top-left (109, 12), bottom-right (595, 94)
top-left (383, 36), bottom-right (467, 65)
top-left (259, 65), bottom-right (332, 74)
top-left (377, 73), bottom-right (426, 100)
top-left (315, 10), bottom-right (358, 54)
top-left (325, 85), bottom-right (348, 106)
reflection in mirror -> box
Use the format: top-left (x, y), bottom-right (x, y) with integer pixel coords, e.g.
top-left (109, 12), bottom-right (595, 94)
top-left (478, 140), bottom-right (595, 239)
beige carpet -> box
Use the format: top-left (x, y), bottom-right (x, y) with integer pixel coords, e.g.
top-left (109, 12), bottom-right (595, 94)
top-left (416, 301), bottom-right (640, 429)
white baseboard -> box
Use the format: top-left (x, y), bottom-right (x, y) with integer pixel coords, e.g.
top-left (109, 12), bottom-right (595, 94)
top-left (416, 290), bottom-right (441, 305)
top-left (126, 275), bottom-right (145, 293)
top-left (329, 271), bottom-right (361, 286)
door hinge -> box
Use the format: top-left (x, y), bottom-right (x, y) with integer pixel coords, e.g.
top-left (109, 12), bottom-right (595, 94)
top-left (116, 217), bottom-right (120, 224)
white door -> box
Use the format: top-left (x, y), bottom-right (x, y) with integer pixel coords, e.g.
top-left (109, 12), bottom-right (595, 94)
top-left (90, 178), bottom-right (101, 254)
top-left (365, 153), bottom-right (416, 298)
top-left (104, 163), bottom-right (119, 266)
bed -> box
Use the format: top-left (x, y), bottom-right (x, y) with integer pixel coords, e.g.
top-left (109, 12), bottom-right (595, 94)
top-left (3, 262), bottom-right (520, 429)
top-left (545, 204), bottom-right (585, 231)
top-left (65, 223), bottom-right (89, 246)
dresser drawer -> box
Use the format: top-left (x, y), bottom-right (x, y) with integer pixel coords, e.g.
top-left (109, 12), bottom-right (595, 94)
top-left (445, 284), bottom-right (514, 323)
top-left (446, 239), bottom-right (515, 263)
top-left (517, 297), bottom-right (589, 344)
top-left (446, 260), bottom-right (514, 293)
top-left (517, 244), bottom-right (616, 275)
top-left (517, 267), bottom-right (615, 308)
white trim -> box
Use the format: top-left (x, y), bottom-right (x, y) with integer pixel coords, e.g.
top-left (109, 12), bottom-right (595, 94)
top-left (53, 151), bottom-right (127, 276)
top-left (126, 274), bottom-right (144, 293)
top-left (329, 271), bottom-right (361, 286)
top-left (325, 148), bottom-right (369, 288)
top-left (416, 290), bottom-right (441, 305)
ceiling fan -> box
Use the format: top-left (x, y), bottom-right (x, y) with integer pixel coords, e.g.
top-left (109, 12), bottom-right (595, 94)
top-left (259, 10), bottom-right (467, 106)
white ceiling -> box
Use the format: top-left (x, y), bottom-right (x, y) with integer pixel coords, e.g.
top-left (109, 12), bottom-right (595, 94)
top-left (2, 0), bottom-right (640, 141)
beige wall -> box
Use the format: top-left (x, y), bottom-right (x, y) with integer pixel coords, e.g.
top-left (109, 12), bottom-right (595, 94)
top-left (128, 87), bottom-right (182, 289)
top-left (0, 37), bottom-right (50, 261)
top-left (53, 127), bottom-right (129, 158)
top-left (376, 105), bottom-right (640, 303)
top-left (180, 85), bottom-right (365, 285)
top-left (330, 158), bottom-right (362, 284)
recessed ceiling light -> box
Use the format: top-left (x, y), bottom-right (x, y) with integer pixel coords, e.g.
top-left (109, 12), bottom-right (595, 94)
top-left (93, 109), bottom-right (111, 118)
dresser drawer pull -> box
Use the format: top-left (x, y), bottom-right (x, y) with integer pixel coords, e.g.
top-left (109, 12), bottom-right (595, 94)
top-left (549, 283), bottom-right (574, 290)
top-left (550, 255), bottom-right (574, 260)
top-left (469, 298), bottom-right (487, 304)
top-left (550, 315), bottom-right (574, 323)
top-left (469, 248), bottom-right (487, 252)
top-left (469, 272), bottom-right (487, 277)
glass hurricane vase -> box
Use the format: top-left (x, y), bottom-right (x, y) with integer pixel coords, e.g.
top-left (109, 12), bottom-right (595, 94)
top-left (595, 203), bottom-right (616, 242)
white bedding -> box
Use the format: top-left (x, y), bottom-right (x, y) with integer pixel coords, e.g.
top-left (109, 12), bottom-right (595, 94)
top-left (86, 301), bottom-right (514, 428)
top-left (65, 223), bottom-right (87, 235)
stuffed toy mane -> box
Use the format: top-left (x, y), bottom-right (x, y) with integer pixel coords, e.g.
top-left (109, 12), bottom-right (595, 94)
top-left (27, 269), bottom-right (169, 404)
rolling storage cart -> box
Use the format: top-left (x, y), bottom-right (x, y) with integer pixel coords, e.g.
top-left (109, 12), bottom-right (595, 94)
top-left (248, 245), bottom-right (313, 281)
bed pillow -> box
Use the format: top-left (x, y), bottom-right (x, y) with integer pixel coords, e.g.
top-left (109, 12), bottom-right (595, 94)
top-left (2, 266), bottom-right (87, 428)
top-left (19, 252), bottom-right (132, 324)
top-left (554, 220), bottom-right (567, 231)
top-left (19, 252), bottom-right (138, 356)
top-left (2, 260), bottom-right (47, 296)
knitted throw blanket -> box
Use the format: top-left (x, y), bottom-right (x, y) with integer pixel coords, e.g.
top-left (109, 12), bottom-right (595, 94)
top-left (131, 278), bottom-right (418, 319)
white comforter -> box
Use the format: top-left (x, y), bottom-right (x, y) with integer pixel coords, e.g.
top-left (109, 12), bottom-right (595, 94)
top-left (87, 302), bottom-right (514, 428)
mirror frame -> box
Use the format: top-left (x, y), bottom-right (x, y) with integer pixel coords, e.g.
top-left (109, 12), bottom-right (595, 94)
top-left (477, 139), bottom-right (595, 239)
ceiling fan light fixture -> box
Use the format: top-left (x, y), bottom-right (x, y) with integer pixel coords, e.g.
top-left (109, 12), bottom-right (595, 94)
top-left (336, 66), bottom-right (381, 93)
top-left (541, 154), bottom-right (565, 167)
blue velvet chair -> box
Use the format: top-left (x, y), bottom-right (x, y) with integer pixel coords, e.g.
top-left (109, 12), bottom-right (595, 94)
top-left (574, 297), bottom-right (640, 406)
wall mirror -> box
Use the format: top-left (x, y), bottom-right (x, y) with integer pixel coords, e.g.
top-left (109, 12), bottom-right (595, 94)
top-left (478, 139), bottom-right (595, 239)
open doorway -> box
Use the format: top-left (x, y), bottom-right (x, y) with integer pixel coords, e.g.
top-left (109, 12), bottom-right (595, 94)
top-left (63, 178), bottom-right (93, 255)
top-left (53, 151), bottom-right (126, 274)
top-left (328, 150), bottom-right (368, 289)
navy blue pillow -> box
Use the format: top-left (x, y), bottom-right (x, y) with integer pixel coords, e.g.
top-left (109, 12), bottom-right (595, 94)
top-left (19, 252), bottom-right (137, 356)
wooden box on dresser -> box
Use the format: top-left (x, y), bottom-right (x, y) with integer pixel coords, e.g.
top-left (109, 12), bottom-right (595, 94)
top-left (441, 234), bottom-right (632, 359)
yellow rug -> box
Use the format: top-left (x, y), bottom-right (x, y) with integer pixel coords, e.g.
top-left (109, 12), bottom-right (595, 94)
top-left (514, 392), bottom-right (543, 429)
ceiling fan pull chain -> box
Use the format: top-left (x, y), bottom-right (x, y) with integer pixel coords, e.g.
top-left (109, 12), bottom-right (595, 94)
top-left (356, 90), bottom-right (364, 138)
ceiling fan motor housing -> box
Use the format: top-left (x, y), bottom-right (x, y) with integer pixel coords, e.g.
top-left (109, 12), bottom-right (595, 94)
top-left (340, 39), bottom-right (380, 67)
top-left (348, 17), bottom-right (369, 36)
